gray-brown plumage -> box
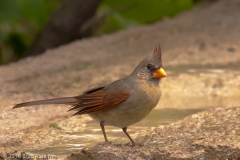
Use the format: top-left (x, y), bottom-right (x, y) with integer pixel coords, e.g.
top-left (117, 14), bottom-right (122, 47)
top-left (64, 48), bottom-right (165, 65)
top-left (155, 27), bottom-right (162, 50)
top-left (13, 45), bottom-right (167, 146)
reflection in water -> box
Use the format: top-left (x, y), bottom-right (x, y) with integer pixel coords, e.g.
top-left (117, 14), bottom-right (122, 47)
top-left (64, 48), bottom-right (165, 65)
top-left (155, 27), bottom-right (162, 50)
top-left (28, 108), bottom-right (205, 157)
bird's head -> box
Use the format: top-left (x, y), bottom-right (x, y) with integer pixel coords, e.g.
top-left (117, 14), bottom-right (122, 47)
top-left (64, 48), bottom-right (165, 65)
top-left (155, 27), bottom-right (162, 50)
top-left (132, 45), bottom-right (167, 84)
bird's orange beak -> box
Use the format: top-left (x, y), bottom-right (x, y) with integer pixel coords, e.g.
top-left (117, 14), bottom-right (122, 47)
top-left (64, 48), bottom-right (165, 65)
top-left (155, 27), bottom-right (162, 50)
top-left (152, 67), bottom-right (167, 79)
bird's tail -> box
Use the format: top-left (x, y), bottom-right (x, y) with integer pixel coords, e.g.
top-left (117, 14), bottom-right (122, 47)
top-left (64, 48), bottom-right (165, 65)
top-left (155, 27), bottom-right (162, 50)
top-left (13, 97), bottom-right (79, 108)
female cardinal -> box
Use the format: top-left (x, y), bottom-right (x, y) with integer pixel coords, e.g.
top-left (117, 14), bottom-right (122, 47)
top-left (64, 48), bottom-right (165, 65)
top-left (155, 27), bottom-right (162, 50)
top-left (13, 45), bottom-right (167, 146)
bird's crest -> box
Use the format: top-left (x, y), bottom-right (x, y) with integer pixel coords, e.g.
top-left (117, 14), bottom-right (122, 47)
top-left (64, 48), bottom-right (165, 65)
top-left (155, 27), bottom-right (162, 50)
top-left (152, 44), bottom-right (162, 60)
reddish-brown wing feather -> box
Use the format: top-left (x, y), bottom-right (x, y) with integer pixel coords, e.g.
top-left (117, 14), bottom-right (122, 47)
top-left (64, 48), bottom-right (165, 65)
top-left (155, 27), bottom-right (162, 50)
top-left (69, 87), bottom-right (130, 116)
top-left (103, 91), bottom-right (131, 108)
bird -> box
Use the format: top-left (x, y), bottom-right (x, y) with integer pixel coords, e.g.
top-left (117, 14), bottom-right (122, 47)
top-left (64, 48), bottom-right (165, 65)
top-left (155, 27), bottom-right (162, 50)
top-left (13, 45), bottom-right (167, 146)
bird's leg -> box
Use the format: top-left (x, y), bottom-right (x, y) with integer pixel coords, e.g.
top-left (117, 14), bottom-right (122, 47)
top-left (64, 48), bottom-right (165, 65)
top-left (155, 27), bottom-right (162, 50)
top-left (122, 127), bottom-right (135, 147)
top-left (100, 122), bottom-right (108, 142)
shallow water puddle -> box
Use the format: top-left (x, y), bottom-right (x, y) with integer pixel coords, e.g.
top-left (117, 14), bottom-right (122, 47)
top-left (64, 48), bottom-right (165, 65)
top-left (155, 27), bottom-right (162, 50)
top-left (27, 108), bottom-right (205, 158)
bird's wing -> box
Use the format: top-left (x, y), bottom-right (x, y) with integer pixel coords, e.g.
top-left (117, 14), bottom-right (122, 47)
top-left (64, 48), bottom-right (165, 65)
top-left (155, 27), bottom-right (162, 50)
top-left (13, 86), bottom-right (130, 115)
top-left (69, 86), bottom-right (131, 115)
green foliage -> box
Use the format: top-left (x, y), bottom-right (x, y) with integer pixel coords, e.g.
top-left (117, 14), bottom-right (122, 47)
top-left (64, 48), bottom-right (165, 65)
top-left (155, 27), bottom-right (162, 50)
top-left (98, 0), bottom-right (193, 33)
top-left (16, 0), bottom-right (58, 30)
top-left (50, 122), bottom-right (62, 129)
top-left (0, 0), bottom-right (59, 64)
top-left (0, 0), bottom-right (20, 22)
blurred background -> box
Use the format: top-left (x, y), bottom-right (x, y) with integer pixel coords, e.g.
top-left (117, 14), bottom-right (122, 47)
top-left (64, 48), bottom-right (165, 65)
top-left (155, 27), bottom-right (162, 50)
top-left (0, 0), bottom-right (215, 65)
top-left (1, 0), bottom-right (240, 158)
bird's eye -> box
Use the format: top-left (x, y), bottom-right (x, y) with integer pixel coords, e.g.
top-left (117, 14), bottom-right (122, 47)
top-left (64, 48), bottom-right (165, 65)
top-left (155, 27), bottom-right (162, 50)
top-left (146, 64), bottom-right (154, 71)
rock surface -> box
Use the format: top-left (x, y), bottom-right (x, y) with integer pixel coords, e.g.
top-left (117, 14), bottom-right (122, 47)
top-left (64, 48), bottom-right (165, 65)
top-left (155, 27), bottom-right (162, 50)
top-left (0, 0), bottom-right (240, 159)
